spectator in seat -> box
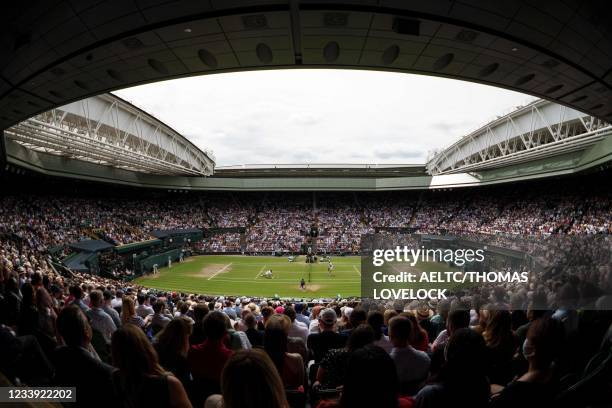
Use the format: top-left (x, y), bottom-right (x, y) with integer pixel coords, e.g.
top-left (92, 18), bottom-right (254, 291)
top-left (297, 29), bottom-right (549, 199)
top-left (155, 318), bottom-right (193, 392)
top-left (86, 290), bottom-right (116, 345)
top-left (415, 328), bottom-right (489, 408)
top-left (53, 305), bottom-right (116, 407)
top-left (1, 276), bottom-right (22, 327)
top-left (484, 310), bottom-right (518, 385)
top-left (340, 307), bottom-right (367, 338)
top-left (102, 290), bottom-right (121, 328)
top-left (259, 305), bottom-right (274, 331)
top-left (177, 301), bottom-right (195, 325)
top-left (285, 305), bottom-right (309, 344)
top-left (428, 299), bottom-right (450, 340)
top-left (205, 349), bottom-right (289, 408)
top-left (69, 285), bottom-right (90, 313)
top-left (308, 305), bottom-right (324, 333)
top-left (224, 313), bottom-right (251, 350)
top-left (264, 314), bottom-right (305, 389)
top-left (490, 316), bottom-right (561, 408)
top-left (190, 302), bottom-right (209, 345)
top-left (294, 303), bottom-right (311, 328)
top-left (383, 309), bottom-right (398, 335)
top-left (430, 308), bottom-right (471, 374)
top-left (308, 308), bottom-right (347, 363)
top-left (515, 291), bottom-right (548, 346)
top-left (471, 308), bottom-right (490, 335)
top-left (188, 311), bottom-right (233, 403)
top-left (314, 324), bottom-right (375, 390)
top-left (150, 299), bottom-right (172, 335)
top-left (121, 296), bottom-right (145, 329)
top-left (318, 345), bottom-right (413, 408)
top-left (337, 307), bottom-right (353, 332)
top-left (431, 308), bottom-right (471, 352)
top-left (267, 313), bottom-right (308, 363)
top-left (389, 316), bottom-right (430, 395)
top-left (111, 324), bottom-right (192, 408)
top-left (552, 283), bottom-right (580, 334)
top-left (244, 312), bottom-right (263, 347)
top-left (111, 290), bottom-right (123, 313)
top-left (368, 310), bottom-right (393, 353)
top-left (136, 293), bottom-right (154, 319)
top-left (0, 323), bottom-right (54, 386)
top-left (402, 313), bottom-right (429, 352)
top-left (18, 283), bottom-right (56, 355)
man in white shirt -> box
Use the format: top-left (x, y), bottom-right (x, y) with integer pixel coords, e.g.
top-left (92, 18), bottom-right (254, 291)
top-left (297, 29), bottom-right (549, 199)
top-left (389, 316), bottom-right (430, 393)
top-left (110, 289), bottom-right (123, 312)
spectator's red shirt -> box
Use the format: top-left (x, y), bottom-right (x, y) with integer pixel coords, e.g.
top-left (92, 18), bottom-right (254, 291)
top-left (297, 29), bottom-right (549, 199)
top-left (188, 338), bottom-right (233, 382)
top-left (413, 332), bottom-right (430, 352)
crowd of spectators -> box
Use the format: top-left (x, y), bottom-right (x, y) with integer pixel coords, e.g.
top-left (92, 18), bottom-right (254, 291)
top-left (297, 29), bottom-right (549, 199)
top-left (198, 233), bottom-right (242, 253)
top-left (0, 181), bottom-right (609, 259)
top-left (1, 254), bottom-right (610, 407)
top-left (0, 175), bottom-right (610, 406)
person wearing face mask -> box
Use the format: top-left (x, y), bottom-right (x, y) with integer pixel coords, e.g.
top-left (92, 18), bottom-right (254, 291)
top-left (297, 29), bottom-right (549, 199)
top-left (490, 316), bottom-right (562, 408)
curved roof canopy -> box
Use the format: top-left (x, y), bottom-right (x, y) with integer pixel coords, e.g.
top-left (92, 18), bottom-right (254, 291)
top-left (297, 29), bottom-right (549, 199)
top-left (427, 98), bottom-right (611, 174)
top-left (4, 93), bottom-right (215, 175)
top-left (0, 0), bottom-right (611, 133)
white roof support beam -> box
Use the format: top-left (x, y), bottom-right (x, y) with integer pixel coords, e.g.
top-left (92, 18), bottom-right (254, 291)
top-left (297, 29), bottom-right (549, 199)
top-left (426, 99), bottom-right (611, 175)
top-left (4, 94), bottom-right (215, 176)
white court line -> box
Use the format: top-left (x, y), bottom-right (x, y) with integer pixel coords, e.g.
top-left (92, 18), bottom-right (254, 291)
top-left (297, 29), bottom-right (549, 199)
top-left (208, 263), bottom-right (232, 280)
top-left (254, 264), bottom-right (266, 280)
top-left (353, 265), bottom-right (361, 276)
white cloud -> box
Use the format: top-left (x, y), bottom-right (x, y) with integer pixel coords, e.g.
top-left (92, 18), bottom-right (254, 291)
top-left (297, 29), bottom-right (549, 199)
top-left (114, 69), bottom-right (535, 166)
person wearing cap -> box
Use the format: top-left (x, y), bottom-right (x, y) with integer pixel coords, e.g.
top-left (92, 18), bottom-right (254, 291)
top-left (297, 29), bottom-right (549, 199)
top-left (307, 308), bottom-right (346, 363)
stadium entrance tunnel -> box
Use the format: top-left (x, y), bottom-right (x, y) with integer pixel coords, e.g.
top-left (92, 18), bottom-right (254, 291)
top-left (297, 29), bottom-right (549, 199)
top-left (1, 1), bottom-right (612, 133)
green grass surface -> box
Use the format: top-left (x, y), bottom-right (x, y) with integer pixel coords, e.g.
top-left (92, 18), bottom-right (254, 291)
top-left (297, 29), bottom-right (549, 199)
top-left (134, 255), bottom-right (362, 298)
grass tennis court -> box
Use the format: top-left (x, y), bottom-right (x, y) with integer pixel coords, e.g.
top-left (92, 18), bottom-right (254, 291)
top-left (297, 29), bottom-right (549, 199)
top-left (134, 255), bottom-right (362, 298)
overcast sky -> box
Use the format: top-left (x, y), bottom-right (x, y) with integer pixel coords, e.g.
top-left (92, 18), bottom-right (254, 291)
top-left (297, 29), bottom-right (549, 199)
top-left (114, 70), bottom-right (535, 166)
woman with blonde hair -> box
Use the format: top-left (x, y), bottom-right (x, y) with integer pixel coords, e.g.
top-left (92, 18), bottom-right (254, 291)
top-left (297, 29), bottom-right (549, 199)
top-left (205, 349), bottom-right (289, 408)
top-left (121, 296), bottom-right (145, 329)
top-left (111, 324), bottom-right (192, 408)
